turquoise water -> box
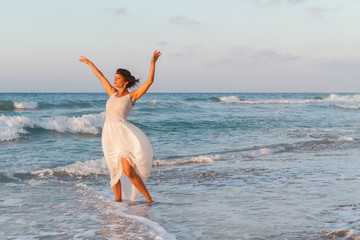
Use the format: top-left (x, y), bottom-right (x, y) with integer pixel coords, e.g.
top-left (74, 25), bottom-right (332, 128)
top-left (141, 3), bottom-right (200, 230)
top-left (1, 93), bottom-right (360, 239)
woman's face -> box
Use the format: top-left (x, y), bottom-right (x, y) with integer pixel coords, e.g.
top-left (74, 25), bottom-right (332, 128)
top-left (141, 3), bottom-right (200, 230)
top-left (114, 74), bottom-right (128, 88)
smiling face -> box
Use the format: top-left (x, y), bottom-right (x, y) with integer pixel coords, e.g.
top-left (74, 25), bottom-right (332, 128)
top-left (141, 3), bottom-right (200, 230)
top-left (113, 74), bottom-right (128, 88)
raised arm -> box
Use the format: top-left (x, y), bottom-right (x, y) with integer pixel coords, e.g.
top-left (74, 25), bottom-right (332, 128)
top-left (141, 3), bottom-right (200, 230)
top-left (79, 56), bottom-right (116, 96)
top-left (131, 50), bottom-right (161, 102)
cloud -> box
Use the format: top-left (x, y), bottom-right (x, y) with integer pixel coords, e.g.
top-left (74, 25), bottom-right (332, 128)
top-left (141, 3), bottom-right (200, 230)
top-left (157, 41), bottom-right (169, 47)
top-left (207, 47), bottom-right (301, 68)
top-left (253, 0), bottom-right (306, 5)
top-left (114, 7), bottom-right (126, 15)
top-left (105, 7), bottom-right (127, 15)
top-left (286, 0), bottom-right (306, 4)
top-left (232, 46), bottom-right (301, 61)
top-left (170, 16), bottom-right (199, 25)
top-left (304, 5), bottom-right (338, 17)
top-left (305, 6), bottom-right (326, 16)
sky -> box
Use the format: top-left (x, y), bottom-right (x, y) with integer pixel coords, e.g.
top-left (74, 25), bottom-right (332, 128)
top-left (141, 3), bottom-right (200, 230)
top-left (0, 0), bottom-right (359, 92)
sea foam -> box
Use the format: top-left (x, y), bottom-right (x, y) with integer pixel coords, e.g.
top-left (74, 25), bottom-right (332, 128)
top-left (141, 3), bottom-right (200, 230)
top-left (35, 113), bottom-right (105, 134)
top-left (0, 112), bottom-right (105, 141)
top-left (217, 94), bottom-right (360, 105)
top-left (0, 115), bottom-right (29, 141)
top-left (74, 183), bottom-right (176, 240)
top-left (153, 156), bottom-right (214, 166)
top-left (14, 101), bottom-right (38, 109)
top-left (335, 104), bottom-right (359, 110)
top-left (53, 159), bottom-right (108, 176)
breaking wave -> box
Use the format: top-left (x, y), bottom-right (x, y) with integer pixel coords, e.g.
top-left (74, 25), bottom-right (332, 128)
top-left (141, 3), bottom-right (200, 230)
top-left (0, 100), bottom-right (95, 111)
top-left (214, 94), bottom-right (360, 105)
top-left (0, 100), bottom-right (39, 111)
top-left (334, 104), bottom-right (359, 110)
top-left (2, 134), bottom-right (357, 183)
top-left (153, 156), bottom-right (214, 166)
top-left (0, 112), bottom-right (105, 141)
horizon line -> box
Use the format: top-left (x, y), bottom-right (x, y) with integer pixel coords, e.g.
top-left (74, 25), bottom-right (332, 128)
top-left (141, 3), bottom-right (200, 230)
top-left (0, 91), bottom-right (359, 94)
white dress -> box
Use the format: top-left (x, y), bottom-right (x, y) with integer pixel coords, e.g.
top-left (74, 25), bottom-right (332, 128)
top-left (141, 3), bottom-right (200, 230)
top-left (102, 92), bottom-right (153, 201)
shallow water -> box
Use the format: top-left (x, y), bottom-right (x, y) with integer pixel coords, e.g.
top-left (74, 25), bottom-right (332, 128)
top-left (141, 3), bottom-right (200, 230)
top-left (1, 93), bottom-right (360, 239)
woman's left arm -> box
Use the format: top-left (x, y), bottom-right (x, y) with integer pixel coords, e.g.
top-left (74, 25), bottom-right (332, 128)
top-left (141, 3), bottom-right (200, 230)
top-left (131, 50), bottom-right (161, 103)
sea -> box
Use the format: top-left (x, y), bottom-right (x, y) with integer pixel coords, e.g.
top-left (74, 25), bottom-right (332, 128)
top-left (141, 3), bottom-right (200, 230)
top-left (1, 92), bottom-right (360, 240)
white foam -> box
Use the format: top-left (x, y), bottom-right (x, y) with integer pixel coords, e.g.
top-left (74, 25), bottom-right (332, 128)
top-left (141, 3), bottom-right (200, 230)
top-left (29, 159), bottom-right (108, 180)
top-left (75, 181), bottom-right (176, 240)
top-left (126, 214), bottom-right (176, 240)
top-left (34, 169), bottom-right (54, 177)
top-left (54, 158), bottom-right (108, 176)
top-left (324, 229), bottom-right (358, 239)
top-left (0, 112), bottom-right (105, 141)
top-left (147, 100), bottom-right (158, 105)
top-left (153, 156), bottom-right (214, 166)
top-left (13, 101), bottom-right (38, 109)
top-left (336, 136), bottom-right (353, 142)
top-left (242, 148), bottom-right (273, 158)
top-left (217, 94), bottom-right (360, 105)
top-left (326, 94), bottom-right (360, 101)
top-left (219, 96), bottom-right (241, 103)
top-left (75, 183), bottom-right (88, 188)
top-left (33, 112), bottom-right (105, 134)
top-left (335, 104), bottom-right (359, 110)
top-left (0, 115), bottom-right (29, 141)
top-left (218, 96), bottom-right (317, 104)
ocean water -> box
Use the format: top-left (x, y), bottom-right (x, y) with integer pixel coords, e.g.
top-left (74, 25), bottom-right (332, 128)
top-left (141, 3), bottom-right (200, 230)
top-left (1, 92), bottom-right (360, 239)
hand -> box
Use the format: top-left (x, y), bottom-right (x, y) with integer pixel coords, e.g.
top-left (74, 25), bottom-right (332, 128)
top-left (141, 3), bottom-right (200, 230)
top-left (79, 56), bottom-right (91, 64)
top-left (151, 50), bottom-right (161, 64)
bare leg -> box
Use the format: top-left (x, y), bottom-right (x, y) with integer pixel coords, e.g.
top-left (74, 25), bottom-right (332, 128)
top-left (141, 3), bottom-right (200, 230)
top-left (121, 157), bottom-right (152, 203)
top-left (112, 180), bottom-right (122, 202)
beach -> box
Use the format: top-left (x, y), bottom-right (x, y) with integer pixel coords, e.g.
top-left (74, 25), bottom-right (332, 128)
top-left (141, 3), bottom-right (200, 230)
top-left (1, 92), bottom-right (360, 239)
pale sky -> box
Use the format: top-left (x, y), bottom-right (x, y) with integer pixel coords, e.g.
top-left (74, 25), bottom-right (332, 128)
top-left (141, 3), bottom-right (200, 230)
top-left (0, 0), bottom-right (359, 92)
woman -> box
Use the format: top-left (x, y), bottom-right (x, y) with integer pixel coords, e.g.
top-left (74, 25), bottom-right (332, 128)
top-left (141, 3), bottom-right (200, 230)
top-left (79, 50), bottom-right (161, 204)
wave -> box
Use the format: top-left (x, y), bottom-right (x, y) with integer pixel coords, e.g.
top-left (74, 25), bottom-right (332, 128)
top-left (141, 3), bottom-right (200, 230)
top-left (0, 100), bottom-right (39, 111)
top-left (41, 101), bottom-right (94, 109)
top-left (153, 156), bottom-right (214, 166)
top-left (14, 101), bottom-right (38, 109)
top-left (0, 100), bottom-right (95, 111)
top-left (0, 171), bottom-right (13, 183)
top-left (0, 112), bottom-right (105, 141)
top-left (213, 94), bottom-right (360, 105)
top-left (3, 156), bottom-right (215, 181)
top-left (146, 100), bottom-right (158, 105)
top-left (219, 136), bottom-right (356, 160)
top-left (334, 104), bottom-right (359, 110)
top-left (215, 96), bottom-right (319, 104)
top-left (322, 229), bottom-right (359, 239)
top-left (35, 159), bottom-right (109, 178)
top-left (0, 115), bottom-right (29, 141)
top-left (74, 183), bottom-right (176, 239)
top-left (327, 93), bottom-right (360, 101)
top-left (3, 135), bottom-right (356, 182)
top-left (185, 97), bottom-right (212, 102)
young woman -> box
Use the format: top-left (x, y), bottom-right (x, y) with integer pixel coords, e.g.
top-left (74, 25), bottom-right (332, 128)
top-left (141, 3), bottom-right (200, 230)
top-left (79, 50), bottom-right (161, 204)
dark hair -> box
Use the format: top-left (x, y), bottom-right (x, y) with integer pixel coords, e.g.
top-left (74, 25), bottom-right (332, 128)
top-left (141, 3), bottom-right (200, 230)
top-left (116, 68), bottom-right (140, 88)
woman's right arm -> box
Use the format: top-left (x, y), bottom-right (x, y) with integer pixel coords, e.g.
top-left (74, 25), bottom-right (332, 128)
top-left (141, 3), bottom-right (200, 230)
top-left (79, 56), bottom-right (116, 96)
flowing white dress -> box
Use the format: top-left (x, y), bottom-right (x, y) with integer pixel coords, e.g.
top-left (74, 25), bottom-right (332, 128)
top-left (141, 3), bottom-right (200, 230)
top-left (102, 92), bottom-right (153, 201)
